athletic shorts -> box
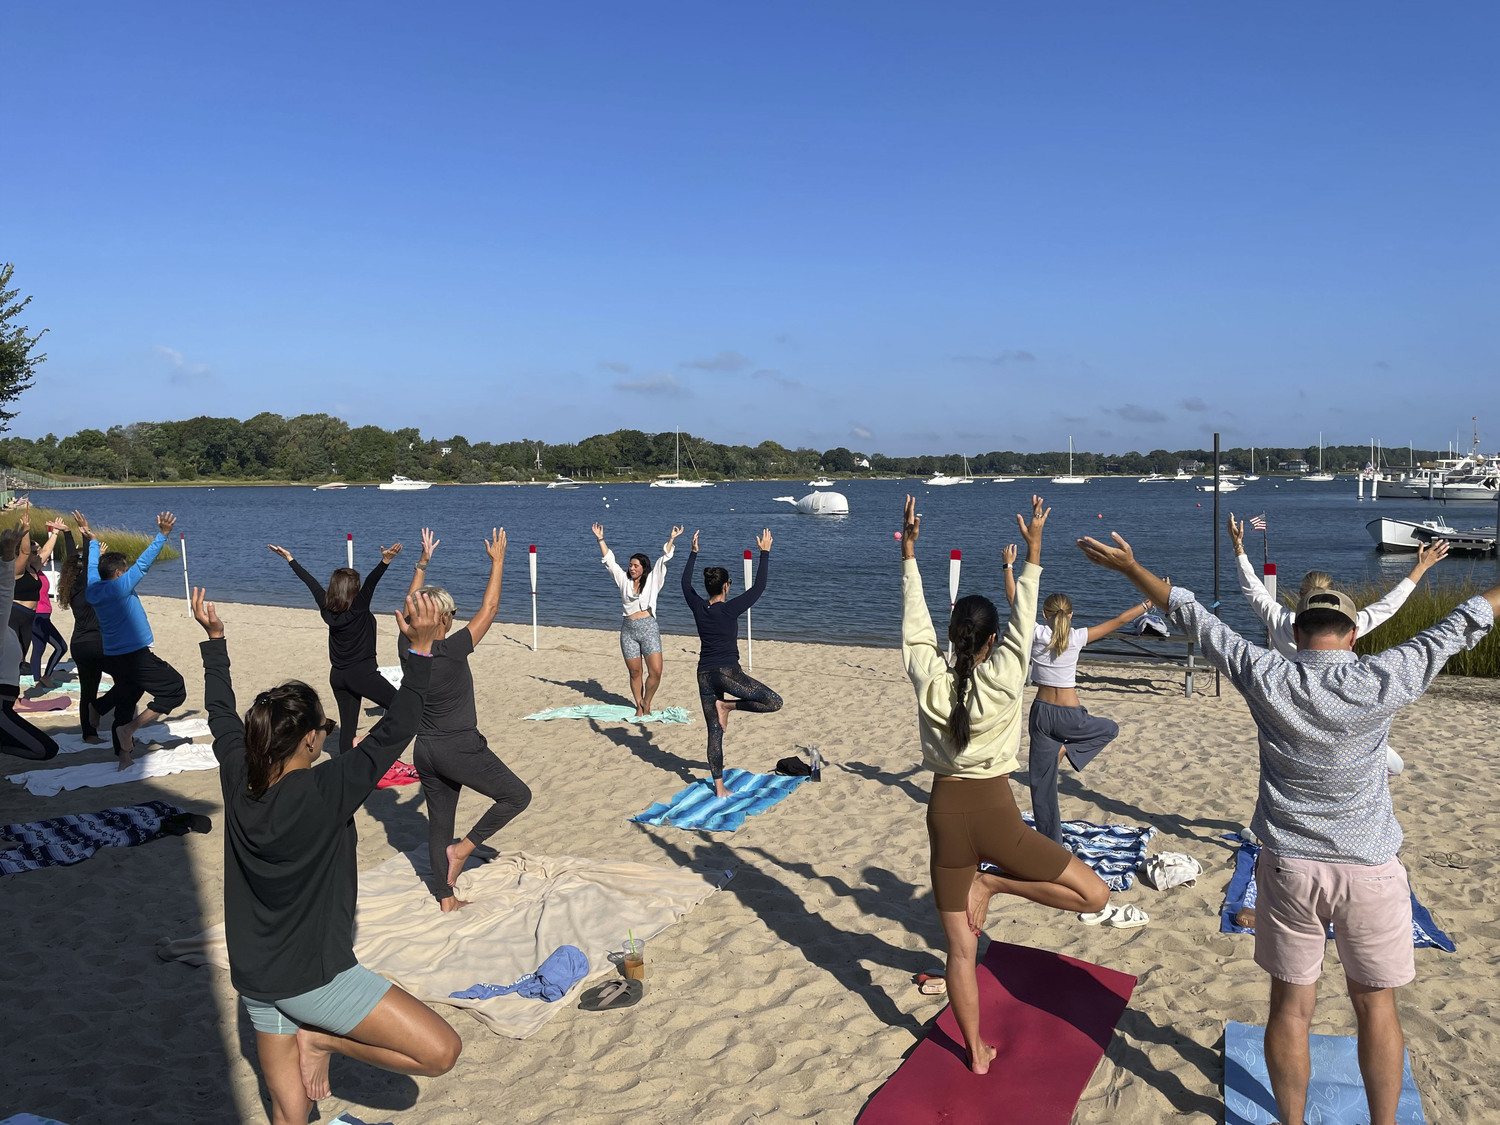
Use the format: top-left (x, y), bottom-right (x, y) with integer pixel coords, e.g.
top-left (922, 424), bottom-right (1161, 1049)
top-left (1252, 849), bottom-right (1414, 989)
top-left (926, 774), bottom-right (1072, 912)
top-left (620, 615), bottom-right (662, 660)
top-left (240, 962), bottom-right (393, 1037)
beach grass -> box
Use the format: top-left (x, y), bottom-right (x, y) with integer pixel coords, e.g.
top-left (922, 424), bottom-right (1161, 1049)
top-left (3, 503), bottom-right (179, 563)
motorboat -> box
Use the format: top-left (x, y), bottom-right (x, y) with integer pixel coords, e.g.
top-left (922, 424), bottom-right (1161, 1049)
top-left (378, 475), bottom-right (432, 491)
top-left (546, 475), bottom-right (581, 490)
top-left (773, 491), bottom-right (849, 516)
top-left (807, 476), bottom-right (835, 488)
top-left (1196, 479), bottom-right (1242, 493)
top-left (927, 457), bottom-right (976, 486)
top-left (1138, 473), bottom-right (1173, 484)
top-left (1367, 516), bottom-right (1496, 554)
top-left (314, 482), bottom-right (347, 490)
top-left (1051, 438), bottom-right (1089, 485)
top-left (989, 476), bottom-right (1016, 483)
top-left (1303, 433), bottom-right (1335, 481)
top-left (650, 428), bottom-right (716, 488)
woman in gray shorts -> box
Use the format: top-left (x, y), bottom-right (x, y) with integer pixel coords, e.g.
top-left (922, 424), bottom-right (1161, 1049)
top-left (592, 522), bottom-right (683, 716)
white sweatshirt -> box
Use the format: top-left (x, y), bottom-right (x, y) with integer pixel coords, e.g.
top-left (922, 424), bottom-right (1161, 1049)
top-left (602, 545), bottom-right (675, 617)
top-left (1234, 552), bottom-right (1415, 660)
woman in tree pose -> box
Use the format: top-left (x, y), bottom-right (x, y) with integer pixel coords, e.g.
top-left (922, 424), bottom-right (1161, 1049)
top-left (591, 522), bottom-right (684, 716)
top-left (1003, 548), bottom-right (1150, 846)
top-left (401, 527), bottom-right (531, 912)
top-left (0, 523), bottom-right (59, 760)
top-left (901, 494), bottom-right (1108, 1075)
top-left (268, 540), bottom-right (403, 754)
top-left (681, 527), bottom-right (781, 798)
top-left (59, 511), bottom-right (118, 743)
top-left (23, 517), bottom-right (69, 687)
top-left (192, 586), bottom-right (460, 1123)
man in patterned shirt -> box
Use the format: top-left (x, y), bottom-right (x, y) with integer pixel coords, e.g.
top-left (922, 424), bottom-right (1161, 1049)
top-left (1078, 530), bottom-right (1497, 1125)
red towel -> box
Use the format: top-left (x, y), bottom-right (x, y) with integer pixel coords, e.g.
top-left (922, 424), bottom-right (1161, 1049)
top-left (859, 942), bottom-right (1136, 1125)
top-left (377, 761), bottom-right (420, 788)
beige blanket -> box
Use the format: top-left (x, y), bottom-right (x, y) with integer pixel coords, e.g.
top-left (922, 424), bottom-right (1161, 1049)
top-left (158, 850), bottom-right (727, 1039)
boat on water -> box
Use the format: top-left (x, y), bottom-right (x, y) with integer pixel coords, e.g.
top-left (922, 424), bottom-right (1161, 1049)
top-left (989, 476), bottom-right (1016, 483)
top-left (378, 475), bottom-right (431, 491)
top-left (1051, 438), bottom-right (1088, 485)
top-left (1367, 516), bottom-right (1496, 554)
top-left (807, 476), bottom-right (835, 488)
top-left (774, 491), bottom-right (849, 516)
top-left (650, 428), bottom-right (716, 489)
top-left (546, 475), bottom-right (581, 490)
top-left (314, 482), bottom-right (348, 490)
top-left (1303, 433), bottom-right (1335, 481)
top-left (1138, 473), bottom-right (1173, 484)
top-left (1243, 446), bottom-right (1260, 481)
top-left (926, 457), bottom-right (976, 486)
top-left (1196, 479), bottom-right (1242, 493)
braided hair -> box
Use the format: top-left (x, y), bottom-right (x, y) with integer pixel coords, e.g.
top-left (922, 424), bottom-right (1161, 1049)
top-left (947, 594), bottom-right (1001, 750)
top-left (243, 681), bottom-right (324, 798)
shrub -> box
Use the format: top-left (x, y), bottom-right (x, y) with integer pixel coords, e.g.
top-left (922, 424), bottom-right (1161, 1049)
top-left (6, 504), bottom-right (179, 564)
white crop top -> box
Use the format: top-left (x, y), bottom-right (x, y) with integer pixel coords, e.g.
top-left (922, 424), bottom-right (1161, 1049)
top-left (602, 547), bottom-right (675, 617)
top-left (1029, 624), bottom-right (1089, 688)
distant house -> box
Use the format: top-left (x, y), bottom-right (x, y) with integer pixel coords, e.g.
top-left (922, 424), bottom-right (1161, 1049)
top-left (1178, 459), bottom-right (1205, 473)
top-left (855, 456), bottom-right (871, 469)
top-left (1278, 459), bottom-right (1309, 474)
top-left (440, 446), bottom-right (452, 457)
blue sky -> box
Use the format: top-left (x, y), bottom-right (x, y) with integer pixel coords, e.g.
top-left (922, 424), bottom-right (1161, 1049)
top-left (4, 2), bottom-right (1496, 455)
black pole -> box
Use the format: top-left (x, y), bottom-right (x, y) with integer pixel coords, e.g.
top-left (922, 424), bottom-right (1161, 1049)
top-left (1213, 432), bottom-right (1221, 698)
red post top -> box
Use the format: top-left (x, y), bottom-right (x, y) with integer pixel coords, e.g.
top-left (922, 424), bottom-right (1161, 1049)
top-left (744, 549), bottom-right (752, 559)
top-left (529, 544), bottom-right (536, 553)
top-left (180, 533), bottom-right (185, 540)
top-left (950, 549), bottom-right (962, 560)
top-left (1263, 563), bottom-right (1277, 575)
top-left (347, 533), bottom-right (353, 540)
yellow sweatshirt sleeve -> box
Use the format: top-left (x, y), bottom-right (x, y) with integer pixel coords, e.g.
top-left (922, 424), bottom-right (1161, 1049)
top-left (901, 558), bottom-right (948, 685)
top-left (975, 563), bottom-right (1040, 695)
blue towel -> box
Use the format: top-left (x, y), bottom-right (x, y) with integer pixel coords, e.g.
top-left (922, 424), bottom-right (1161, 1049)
top-left (983, 816), bottom-right (1155, 891)
top-left (1224, 1020), bottom-right (1426, 1124)
top-left (523, 704), bottom-right (692, 724)
top-left (0, 801), bottom-right (191, 876)
top-left (1219, 837), bottom-right (1455, 952)
top-left (449, 944), bottom-right (589, 1002)
top-left (631, 769), bottom-right (808, 832)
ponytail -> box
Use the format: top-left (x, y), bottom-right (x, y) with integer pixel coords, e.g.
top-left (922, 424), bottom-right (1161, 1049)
top-left (243, 681), bottom-right (324, 798)
top-left (1043, 593), bottom-right (1074, 659)
top-left (947, 594), bottom-right (1001, 750)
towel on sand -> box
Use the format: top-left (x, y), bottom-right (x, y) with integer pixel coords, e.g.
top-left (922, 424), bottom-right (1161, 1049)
top-left (52, 717), bottom-right (211, 756)
top-left (160, 850), bottom-right (726, 1038)
top-left (379, 665), bottom-right (403, 689)
top-left (450, 944), bottom-right (589, 1002)
top-left (14, 697), bottom-right (70, 713)
top-left (631, 769), bottom-right (809, 832)
top-left (377, 761), bottom-right (420, 788)
top-left (982, 816), bottom-right (1155, 892)
top-left (1, 801), bottom-right (205, 876)
top-left (523, 704), bottom-right (692, 724)
top-left (1219, 838), bottom-right (1455, 951)
top-left (8, 745), bottom-right (219, 797)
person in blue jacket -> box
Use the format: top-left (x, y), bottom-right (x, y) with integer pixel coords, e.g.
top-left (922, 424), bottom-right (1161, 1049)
top-left (84, 510), bottom-right (187, 768)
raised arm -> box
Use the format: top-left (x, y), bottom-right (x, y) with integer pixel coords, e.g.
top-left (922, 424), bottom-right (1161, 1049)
top-left (1002, 543), bottom-right (1018, 606)
top-left (14, 523), bottom-right (32, 579)
top-left (1228, 514), bottom-right (1291, 629)
top-left (191, 589), bottom-right (246, 766)
top-left (1357, 540), bottom-right (1446, 635)
top-left (592, 523), bottom-right (611, 560)
top-left (408, 528), bottom-right (438, 598)
top-left (85, 537), bottom-right (99, 591)
top-left (681, 531), bottom-right (705, 609)
top-left (975, 496), bottom-right (1048, 690)
top-left (1085, 599), bottom-right (1151, 644)
top-left (117, 515), bottom-right (173, 593)
top-left (899, 495), bottom-right (945, 681)
top-left (466, 528), bottom-right (506, 645)
top-left (273, 547), bottom-right (328, 610)
top-left (1365, 592), bottom-right (1495, 707)
top-left (37, 521), bottom-right (64, 567)
top-left (352, 544), bottom-right (399, 613)
top-left (723, 529), bottom-right (771, 615)
top-left (595, 524), bottom-right (628, 589)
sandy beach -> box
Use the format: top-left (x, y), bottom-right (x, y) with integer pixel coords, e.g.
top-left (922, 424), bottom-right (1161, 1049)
top-left (4, 594), bottom-right (1498, 1125)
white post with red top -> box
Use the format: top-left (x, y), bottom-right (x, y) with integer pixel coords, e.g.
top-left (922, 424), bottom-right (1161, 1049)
top-left (529, 544), bottom-right (538, 651)
top-left (347, 533), bottom-right (354, 568)
top-left (1263, 562), bottom-right (1278, 648)
top-left (181, 533), bottom-right (190, 608)
top-left (947, 549), bottom-right (962, 661)
top-left (744, 549), bottom-right (754, 671)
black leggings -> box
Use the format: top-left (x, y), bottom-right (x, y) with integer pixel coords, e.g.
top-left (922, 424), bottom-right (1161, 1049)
top-left (413, 729), bottom-right (531, 901)
top-left (10, 604), bottom-right (35, 671)
top-left (696, 665), bottom-right (783, 780)
top-left (73, 642), bottom-right (112, 739)
top-left (330, 662), bottom-right (397, 755)
top-left (29, 613), bottom-right (67, 682)
top-left (0, 691), bottom-right (59, 760)
top-left (100, 648), bottom-right (187, 754)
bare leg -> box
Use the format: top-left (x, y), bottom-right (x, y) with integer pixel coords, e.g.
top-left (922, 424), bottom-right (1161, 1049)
top-left (255, 1031), bottom-right (314, 1125)
top-left (624, 655), bottom-right (646, 715)
top-left (116, 706), bottom-right (166, 769)
top-left (441, 838), bottom-right (477, 912)
top-left (642, 651), bottom-right (664, 714)
top-left (938, 909), bottom-right (997, 1074)
top-left (1265, 977), bottom-right (1317, 1125)
top-left (969, 855), bottom-right (1110, 918)
top-left (294, 985), bottom-right (461, 1101)
top-left (1348, 978), bottom-right (1404, 1125)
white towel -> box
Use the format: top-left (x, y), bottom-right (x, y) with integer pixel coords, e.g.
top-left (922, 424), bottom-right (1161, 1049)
top-left (7, 745), bottom-right (219, 797)
top-left (52, 717), bottom-right (213, 756)
top-left (1140, 851), bottom-right (1202, 891)
top-left (379, 665), bottom-right (403, 689)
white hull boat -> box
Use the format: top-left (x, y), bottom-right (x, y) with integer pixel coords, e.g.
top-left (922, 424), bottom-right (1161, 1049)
top-left (546, 476), bottom-right (581, 490)
top-left (807, 477), bottom-right (835, 488)
top-left (1052, 438), bottom-right (1088, 484)
top-left (1138, 473), bottom-right (1172, 484)
top-left (649, 428), bottom-right (715, 488)
top-left (925, 474), bottom-right (962, 486)
top-left (1197, 480), bottom-right (1242, 493)
top-left (379, 475), bottom-right (432, 491)
top-left (1367, 516), bottom-right (1496, 554)
top-left (989, 476), bottom-right (1016, 483)
top-left (314, 482), bottom-right (347, 490)
top-left (1303, 474), bottom-right (1336, 482)
top-left (774, 491), bottom-right (849, 516)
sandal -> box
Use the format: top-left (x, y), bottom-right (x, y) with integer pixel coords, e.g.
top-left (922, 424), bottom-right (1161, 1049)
top-left (1079, 904), bottom-right (1119, 926)
top-left (578, 979), bottom-right (643, 1011)
top-left (915, 972), bottom-right (947, 996)
top-left (1106, 904), bottom-right (1149, 929)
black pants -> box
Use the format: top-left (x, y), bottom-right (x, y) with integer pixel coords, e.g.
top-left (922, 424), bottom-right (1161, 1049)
top-left (414, 729), bottom-right (531, 901)
top-left (72, 638), bottom-right (119, 739)
top-left (1025, 699), bottom-right (1120, 846)
top-left (29, 612), bottom-right (67, 682)
top-left (696, 664), bottom-right (783, 780)
top-left (0, 689), bottom-right (59, 760)
top-left (100, 647), bottom-right (187, 754)
top-left (330, 662), bottom-right (397, 755)
top-left (10, 604), bottom-right (34, 673)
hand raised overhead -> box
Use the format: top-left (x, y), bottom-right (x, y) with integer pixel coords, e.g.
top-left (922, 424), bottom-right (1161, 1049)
top-left (381, 542), bottom-right (404, 565)
top-left (901, 494), bottom-right (920, 558)
top-left (1078, 531), bottom-right (1137, 572)
top-left (395, 591), bottom-right (447, 651)
top-left (756, 528), bottom-right (773, 552)
top-left (267, 544), bottom-right (294, 562)
top-left (191, 587), bottom-right (224, 638)
top-left (157, 511), bottom-right (176, 535)
top-left (484, 527), bottom-right (506, 561)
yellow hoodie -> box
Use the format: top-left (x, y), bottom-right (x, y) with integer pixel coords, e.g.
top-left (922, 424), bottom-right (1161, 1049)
top-left (901, 556), bottom-right (1040, 778)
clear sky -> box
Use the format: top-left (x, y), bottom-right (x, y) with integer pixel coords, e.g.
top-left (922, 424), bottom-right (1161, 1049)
top-left (4, 2), bottom-right (1496, 456)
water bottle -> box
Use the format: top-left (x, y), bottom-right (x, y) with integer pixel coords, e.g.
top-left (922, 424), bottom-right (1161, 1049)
top-left (808, 743), bottom-right (822, 782)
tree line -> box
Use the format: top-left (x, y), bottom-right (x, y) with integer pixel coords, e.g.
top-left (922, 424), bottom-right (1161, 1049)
top-left (0, 413), bottom-right (1449, 484)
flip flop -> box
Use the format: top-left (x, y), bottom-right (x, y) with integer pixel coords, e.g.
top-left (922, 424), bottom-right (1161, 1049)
top-left (1106, 903), bottom-right (1149, 929)
top-left (1425, 852), bottom-right (1470, 870)
top-left (1079, 904), bottom-right (1119, 926)
top-left (578, 979), bottom-right (643, 1011)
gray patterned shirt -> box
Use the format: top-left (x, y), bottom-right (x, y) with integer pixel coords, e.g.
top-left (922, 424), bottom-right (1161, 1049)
top-left (1167, 586), bottom-right (1493, 865)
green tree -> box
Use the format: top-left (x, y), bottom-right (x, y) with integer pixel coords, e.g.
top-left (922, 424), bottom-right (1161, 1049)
top-left (0, 263), bottom-right (46, 431)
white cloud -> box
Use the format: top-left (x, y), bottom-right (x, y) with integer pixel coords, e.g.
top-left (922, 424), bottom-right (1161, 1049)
top-left (851, 425), bottom-right (873, 440)
top-left (682, 351), bottom-right (751, 373)
top-left (155, 344), bottom-right (214, 385)
top-left (599, 360), bottom-right (631, 374)
top-left (615, 372), bottom-right (690, 397)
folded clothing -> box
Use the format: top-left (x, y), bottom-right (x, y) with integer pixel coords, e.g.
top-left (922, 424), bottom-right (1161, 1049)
top-left (1140, 851), bottom-right (1202, 891)
top-left (7, 745), bottom-right (220, 797)
top-left (524, 703), bottom-right (692, 724)
top-left (449, 944), bottom-right (589, 1002)
top-left (0, 800), bottom-right (208, 876)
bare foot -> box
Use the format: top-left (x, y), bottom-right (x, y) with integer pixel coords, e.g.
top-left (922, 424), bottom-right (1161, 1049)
top-left (714, 778), bottom-right (733, 799)
top-left (440, 896), bottom-right (471, 912)
top-left (295, 1027), bottom-right (333, 1101)
top-left (83, 734), bottom-right (107, 745)
top-left (715, 698), bottom-right (733, 731)
top-left (446, 840), bottom-right (475, 889)
top-left (88, 705), bottom-right (101, 728)
top-left (116, 749), bottom-right (134, 772)
top-left (968, 1039), bottom-right (997, 1075)
top-left (966, 873), bottom-right (994, 937)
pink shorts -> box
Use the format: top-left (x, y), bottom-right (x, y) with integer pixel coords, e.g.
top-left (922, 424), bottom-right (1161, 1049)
top-left (1253, 849), bottom-right (1414, 989)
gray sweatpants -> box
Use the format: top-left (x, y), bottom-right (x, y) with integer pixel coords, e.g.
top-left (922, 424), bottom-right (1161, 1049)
top-left (1025, 699), bottom-right (1119, 846)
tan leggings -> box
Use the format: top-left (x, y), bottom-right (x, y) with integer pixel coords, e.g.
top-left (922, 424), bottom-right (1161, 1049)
top-left (926, 774), bottom-right (1072, 912)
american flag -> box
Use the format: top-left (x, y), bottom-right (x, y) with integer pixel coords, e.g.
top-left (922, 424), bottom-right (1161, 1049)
top-left (1249, 514), bottom-right (1267, 531)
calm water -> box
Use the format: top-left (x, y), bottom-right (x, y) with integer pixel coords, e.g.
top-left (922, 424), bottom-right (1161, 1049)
top-left (31, 479), bottom-right (1500, 648)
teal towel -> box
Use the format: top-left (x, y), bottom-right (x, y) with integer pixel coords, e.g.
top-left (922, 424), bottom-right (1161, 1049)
top-left (631, 769), bottom-right (808, 832)
top-left (1225, 1020), bottom-right (1426, 1123)
top-left (524, 704), bottom-right (692, 724)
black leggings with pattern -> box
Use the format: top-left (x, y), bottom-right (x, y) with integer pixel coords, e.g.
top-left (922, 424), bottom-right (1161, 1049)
top-left (696, 664), bottom-right (782, 779)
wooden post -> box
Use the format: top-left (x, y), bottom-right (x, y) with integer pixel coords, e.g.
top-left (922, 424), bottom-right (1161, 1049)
top-left (743, 549), bottom-right (754, 671)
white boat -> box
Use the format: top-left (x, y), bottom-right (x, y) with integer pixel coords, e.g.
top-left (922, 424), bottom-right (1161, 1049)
top-left (1174, 467), bottom-right (1194, 481)
top-left (1243, 446), bottom-right (1260, 481)
top-left (1303, 433), bottom-right (1335, 481)
top-left (774, 491), bottom-right (849, 516)
top-left (378, 475), bottom-right (431, 491)
top-left (649, 428), bottom-right (716, 488)
top-left (314, 482), bottom-right (348, 490)
top-left (1367, 516), bottom-right (1495, 554)
top-left (1138, 473), bottom-right (1172, 484)
top-left (546, 475), bottom-right (581, 490)
top-left (1432, 474), bottom-right (1498, 502)
top-left (926, 456), bottom-right (976, 486)
top-left (1197, 479), bottom-right (1242, 493)
top-left (1051, 438), bottom-right (1088, 485)
top-left (989, 476), bottom-right (1016, 483)
top-left (807, 477), bottom-right (835, 488)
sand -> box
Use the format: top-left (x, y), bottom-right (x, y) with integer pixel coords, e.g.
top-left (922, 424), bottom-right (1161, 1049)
top-left (3, 594), bottom-right (1498, 1124)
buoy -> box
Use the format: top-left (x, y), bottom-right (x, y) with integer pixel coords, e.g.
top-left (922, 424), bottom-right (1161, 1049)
top-left (605, 503), bottom-right (610, 508)
top-left (1097, 513), bottom-right (1103, 518)
top-left (1197, 503), bottom-right (1202, 508)
top-left (893, 531), bottom-right (902, 540)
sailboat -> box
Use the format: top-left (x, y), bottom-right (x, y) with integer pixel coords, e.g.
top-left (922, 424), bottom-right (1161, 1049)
top-left (649, 428), bottom-right (715, 488)
top-left (1304, 433), bottom-right (1335, 481)
top-left (1243, 446), bottom-right (1260, 481)
top-left (1051, 438), bottom-right (1088, 485)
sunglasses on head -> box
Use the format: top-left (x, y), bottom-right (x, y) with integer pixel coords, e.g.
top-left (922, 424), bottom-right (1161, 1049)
top-left (314, 719), bottom-right (335, 736)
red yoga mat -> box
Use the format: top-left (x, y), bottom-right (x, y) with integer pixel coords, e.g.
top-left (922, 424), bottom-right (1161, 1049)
top-left (15, 696), bottom-right (71, 713)
top-left (859, 941), bottom-right (1136, 1125)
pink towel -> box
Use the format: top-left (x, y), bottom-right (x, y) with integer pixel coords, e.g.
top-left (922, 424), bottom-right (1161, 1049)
top-left (15, 696), bottom-right (71, 713)
top-left (377, 761), bottom-right (420, 788)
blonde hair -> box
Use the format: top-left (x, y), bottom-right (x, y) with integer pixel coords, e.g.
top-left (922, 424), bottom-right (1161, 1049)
top-left (1299, 570), bottom-right (1334, 597)
top-left (1043, 593), bottom-right (1074, 659)
top-left (418, 584), bottom-right (457, 617)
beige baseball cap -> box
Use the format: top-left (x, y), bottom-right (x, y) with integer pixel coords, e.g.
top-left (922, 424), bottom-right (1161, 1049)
top-left (1296, 587), bottom-right (1358, 626)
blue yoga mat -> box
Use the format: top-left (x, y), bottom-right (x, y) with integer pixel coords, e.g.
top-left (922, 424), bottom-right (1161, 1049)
top-left (1224, 1020), bottom-right (1426, 1124)
top-left (1219, 838), bottom-right (1455, 952)
top-left (631, 769), bottom-right (808, 832)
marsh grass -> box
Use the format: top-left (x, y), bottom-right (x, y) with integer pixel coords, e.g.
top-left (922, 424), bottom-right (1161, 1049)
top-left (3, 505), bottom-right (179, 563)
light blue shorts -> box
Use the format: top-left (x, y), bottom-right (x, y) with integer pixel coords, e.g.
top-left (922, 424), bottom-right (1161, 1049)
top-left (620, 615), bottom-right (662, 660)
top-left (241, 963), bottom-right (393, 1037)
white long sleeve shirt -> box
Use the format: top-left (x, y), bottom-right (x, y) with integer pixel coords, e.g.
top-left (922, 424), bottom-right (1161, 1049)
top-left (1234, 552), bottom-right (1415, 659)
top-left (602, 545), bottom-right (675, 616)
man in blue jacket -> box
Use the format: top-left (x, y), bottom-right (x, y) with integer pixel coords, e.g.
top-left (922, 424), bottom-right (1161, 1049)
top-left (85, 511), bottom-right (187, 768)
